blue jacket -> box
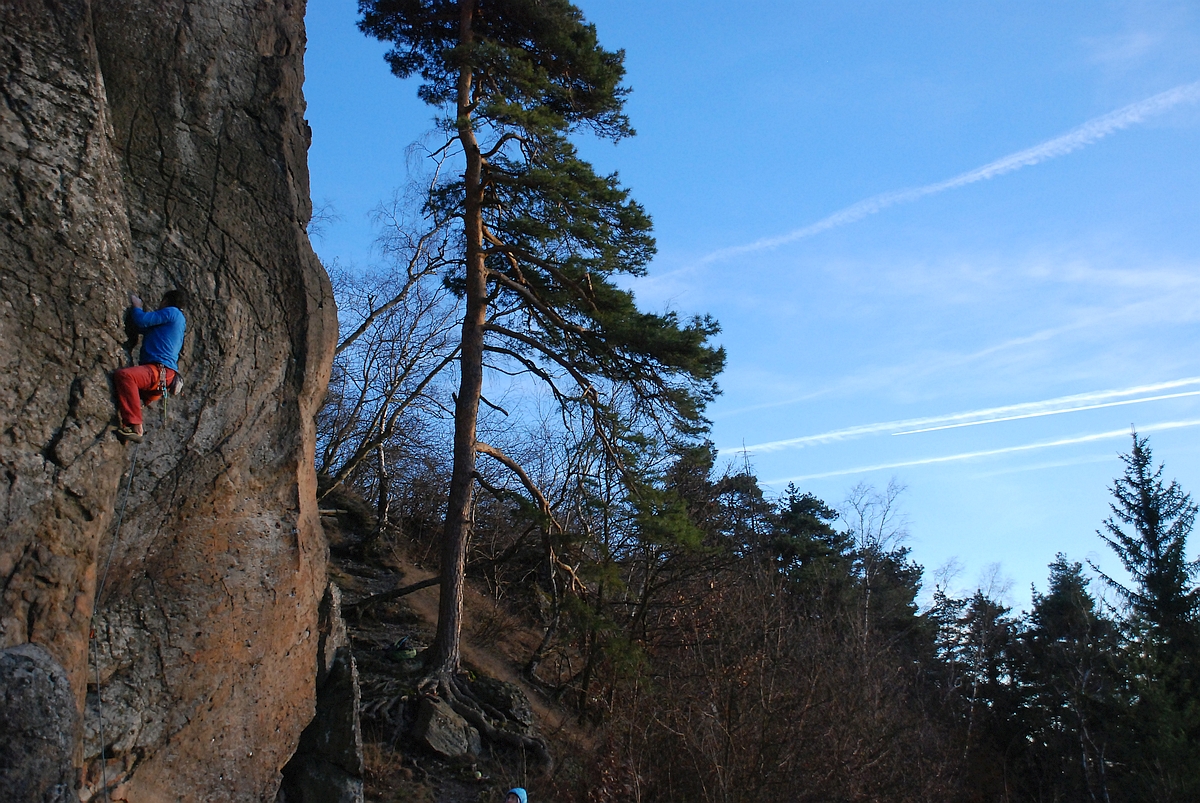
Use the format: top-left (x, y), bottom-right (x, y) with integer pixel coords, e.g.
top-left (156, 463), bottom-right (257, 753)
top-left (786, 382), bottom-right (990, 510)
top-left (132, 306), bottom-right (186, 371)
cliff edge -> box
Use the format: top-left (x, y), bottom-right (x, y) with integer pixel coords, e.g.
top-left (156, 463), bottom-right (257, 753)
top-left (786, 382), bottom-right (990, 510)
top-left (0, 1), bottom-right (336, 800)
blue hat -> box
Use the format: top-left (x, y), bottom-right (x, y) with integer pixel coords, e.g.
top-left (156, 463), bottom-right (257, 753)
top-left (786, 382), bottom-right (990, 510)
top-left (507, 789), bottom-right (528, 803)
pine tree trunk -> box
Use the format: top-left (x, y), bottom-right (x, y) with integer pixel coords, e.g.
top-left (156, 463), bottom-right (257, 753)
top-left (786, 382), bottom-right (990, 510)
top-left (428, 0), bottom-right (484, 677)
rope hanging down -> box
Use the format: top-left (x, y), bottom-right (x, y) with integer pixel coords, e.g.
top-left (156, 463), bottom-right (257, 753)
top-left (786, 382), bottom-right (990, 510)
top-left (87, 436), bottom-right (140, 802)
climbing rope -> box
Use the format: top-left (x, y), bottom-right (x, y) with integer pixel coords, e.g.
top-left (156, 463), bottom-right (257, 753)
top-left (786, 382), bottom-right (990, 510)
top-left (86, 361), bottom-right (177, 799)
top-left (88, 435), bottom-right (141, 802)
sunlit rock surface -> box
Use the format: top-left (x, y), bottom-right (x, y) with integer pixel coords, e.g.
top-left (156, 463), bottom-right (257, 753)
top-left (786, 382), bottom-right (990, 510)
top-left (0, 0), bottom-right (335, 799)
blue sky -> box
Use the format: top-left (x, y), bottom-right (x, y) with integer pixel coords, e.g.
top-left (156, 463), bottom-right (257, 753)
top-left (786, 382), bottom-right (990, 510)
top-left (303, 0), bottom-right (1200, 608)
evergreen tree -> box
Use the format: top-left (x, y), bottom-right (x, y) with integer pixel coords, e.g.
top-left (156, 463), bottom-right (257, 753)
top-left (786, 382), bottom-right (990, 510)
top-left (959, 591), bottom-right (1017, 761)
top-left (771, 484), bottom-right (851, 597)
top-left (357, 0), bottom-right (724, 715)
top-left (856, 543), bottom-right (925, 648)
top-left (1094, 433), bottom-right (1200, 801)
top-left (711, 465), bottom-right (777, 557)
top-left (930, 584), bottom-right (1018, 792)
top-left (1095, 432), bottom-right (1200, 650)
top-left (1011, 555), bottom-right (1120, 802)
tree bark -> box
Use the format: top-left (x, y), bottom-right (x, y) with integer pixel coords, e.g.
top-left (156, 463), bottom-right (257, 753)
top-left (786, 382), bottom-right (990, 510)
top-left (428, 0), bottom-right (484, 677)
top-left (375, 443), bottom-right (391, 529)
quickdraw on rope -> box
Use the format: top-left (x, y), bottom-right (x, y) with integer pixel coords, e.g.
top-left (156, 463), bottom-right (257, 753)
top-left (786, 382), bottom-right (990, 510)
top-left (88, 439), bottom-right (140, 802)
top-left (157, 364), bottom-right (169, 419)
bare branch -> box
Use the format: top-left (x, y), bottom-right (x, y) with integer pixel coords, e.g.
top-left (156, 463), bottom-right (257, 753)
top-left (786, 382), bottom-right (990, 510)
top-left (319, 345), bottom-right (462, 499)
top-left (482, 131), bottom-right (528, 160)
top-left (476, 441), bottom-right (562, 534)
top-left (479, 394), bottom-right (509, 417)
top-left (483, 324), bottom-right (597, 399)
top-left (483, 345), bottom-right (574, 405)
top-left (335, 228), bottom-right (448, 356)
top-left (485, 268), bottom-right (590, 338)
top-left (482, 233), bottom-right (600, 316)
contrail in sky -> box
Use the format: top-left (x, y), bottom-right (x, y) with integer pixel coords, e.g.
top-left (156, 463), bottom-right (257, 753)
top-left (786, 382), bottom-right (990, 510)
top-left (893, 390), bottom-right (1200, 435)
top-left (724, 377), bottom-right (1200, 454)
top-left (702, 80), bottom-right (1200, 263)
top-left (765, 418), bottom-right (1200, 484)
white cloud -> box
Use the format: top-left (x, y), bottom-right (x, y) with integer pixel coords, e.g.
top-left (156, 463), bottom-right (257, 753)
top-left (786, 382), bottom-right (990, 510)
top-left (893, 390), bottom-right (1200, 435)
top-left (968, 453), bottom-right (1117, 479)
top-left (700, 80), bottom-right (1200, 264)
top-left (1086, 31), bottom-right (1162, 66)
top-left (763, 418), bottom-right (1200, 485)
top-left (724, 377), bottom-right (1200, 455)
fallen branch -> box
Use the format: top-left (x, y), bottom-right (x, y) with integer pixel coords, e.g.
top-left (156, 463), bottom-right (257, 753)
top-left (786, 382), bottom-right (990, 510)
top-left (344, 576), bottom-right (441, 619)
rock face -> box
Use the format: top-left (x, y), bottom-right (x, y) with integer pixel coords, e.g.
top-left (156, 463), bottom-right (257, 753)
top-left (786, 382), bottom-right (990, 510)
top-left (471, 677), bottom-right (535, 734)
top-left (278, 584), bottom-right (364, 803)
top-left (0, 644), bottom-right (79, 802)
top-left (414, 696), bottom-right (483, 760)
top-left (0, 1), bottom-right (335, 800)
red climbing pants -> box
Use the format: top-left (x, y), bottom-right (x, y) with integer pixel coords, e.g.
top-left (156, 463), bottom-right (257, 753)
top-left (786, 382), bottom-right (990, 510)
top-left (113, 364), bottom-right (175, 427)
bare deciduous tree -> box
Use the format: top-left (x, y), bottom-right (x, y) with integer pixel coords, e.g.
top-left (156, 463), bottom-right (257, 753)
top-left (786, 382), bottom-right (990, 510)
top-left (316, 198), bottom-right (460, 510)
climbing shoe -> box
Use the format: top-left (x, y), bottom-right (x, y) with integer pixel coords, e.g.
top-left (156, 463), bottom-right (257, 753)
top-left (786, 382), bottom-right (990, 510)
top-left (115, 426), bottom-right (143, 443)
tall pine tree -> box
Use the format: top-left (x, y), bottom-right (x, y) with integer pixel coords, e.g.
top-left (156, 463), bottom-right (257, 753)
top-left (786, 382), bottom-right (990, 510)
top-left (1096, 432), bottom-right (1200, 648)
top-left (1095, 433), bottom-right (1200, 800)
top-left (357, 0), bottom-right (724, 720)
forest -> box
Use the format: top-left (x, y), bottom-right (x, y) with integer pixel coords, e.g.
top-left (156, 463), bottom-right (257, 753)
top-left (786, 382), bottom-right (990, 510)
top-left (313, 1), bottom-right (1200, 800)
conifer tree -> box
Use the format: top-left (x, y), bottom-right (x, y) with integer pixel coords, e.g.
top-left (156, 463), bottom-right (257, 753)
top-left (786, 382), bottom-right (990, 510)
top-left (1012, 556), bottom-right (1120, 801)
top-left (357, 0), bottom-right (724, 718)
top-left (1095, 433), bottom-right (1200, 800)
top-left (1095, 432), bottom-right (1200, 650)
top-left (771, 484), bottom-right (852, 603)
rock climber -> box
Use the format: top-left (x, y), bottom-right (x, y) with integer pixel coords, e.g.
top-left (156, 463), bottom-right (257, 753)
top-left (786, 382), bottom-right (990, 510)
top-left (505, 788), bottom-right (528, 803)
top-left (112, 289), bottom-right (188, 443)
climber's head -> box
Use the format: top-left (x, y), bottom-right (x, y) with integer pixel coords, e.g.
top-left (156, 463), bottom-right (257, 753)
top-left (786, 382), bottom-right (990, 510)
top-left (161, 288), bottom-right (190, 313)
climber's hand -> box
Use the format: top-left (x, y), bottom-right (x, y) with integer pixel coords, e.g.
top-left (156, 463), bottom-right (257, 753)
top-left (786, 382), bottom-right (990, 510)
top-left (129, 293), bottom-right (143, 309)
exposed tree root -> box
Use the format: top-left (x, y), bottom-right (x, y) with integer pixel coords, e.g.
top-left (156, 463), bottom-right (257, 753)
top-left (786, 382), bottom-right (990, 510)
top-left (420, 669), bottom-right (554, 772)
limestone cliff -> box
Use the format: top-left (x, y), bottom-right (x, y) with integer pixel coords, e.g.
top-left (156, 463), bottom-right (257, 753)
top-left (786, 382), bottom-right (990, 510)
top-left (0, 0), bottom-right (336, 800)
